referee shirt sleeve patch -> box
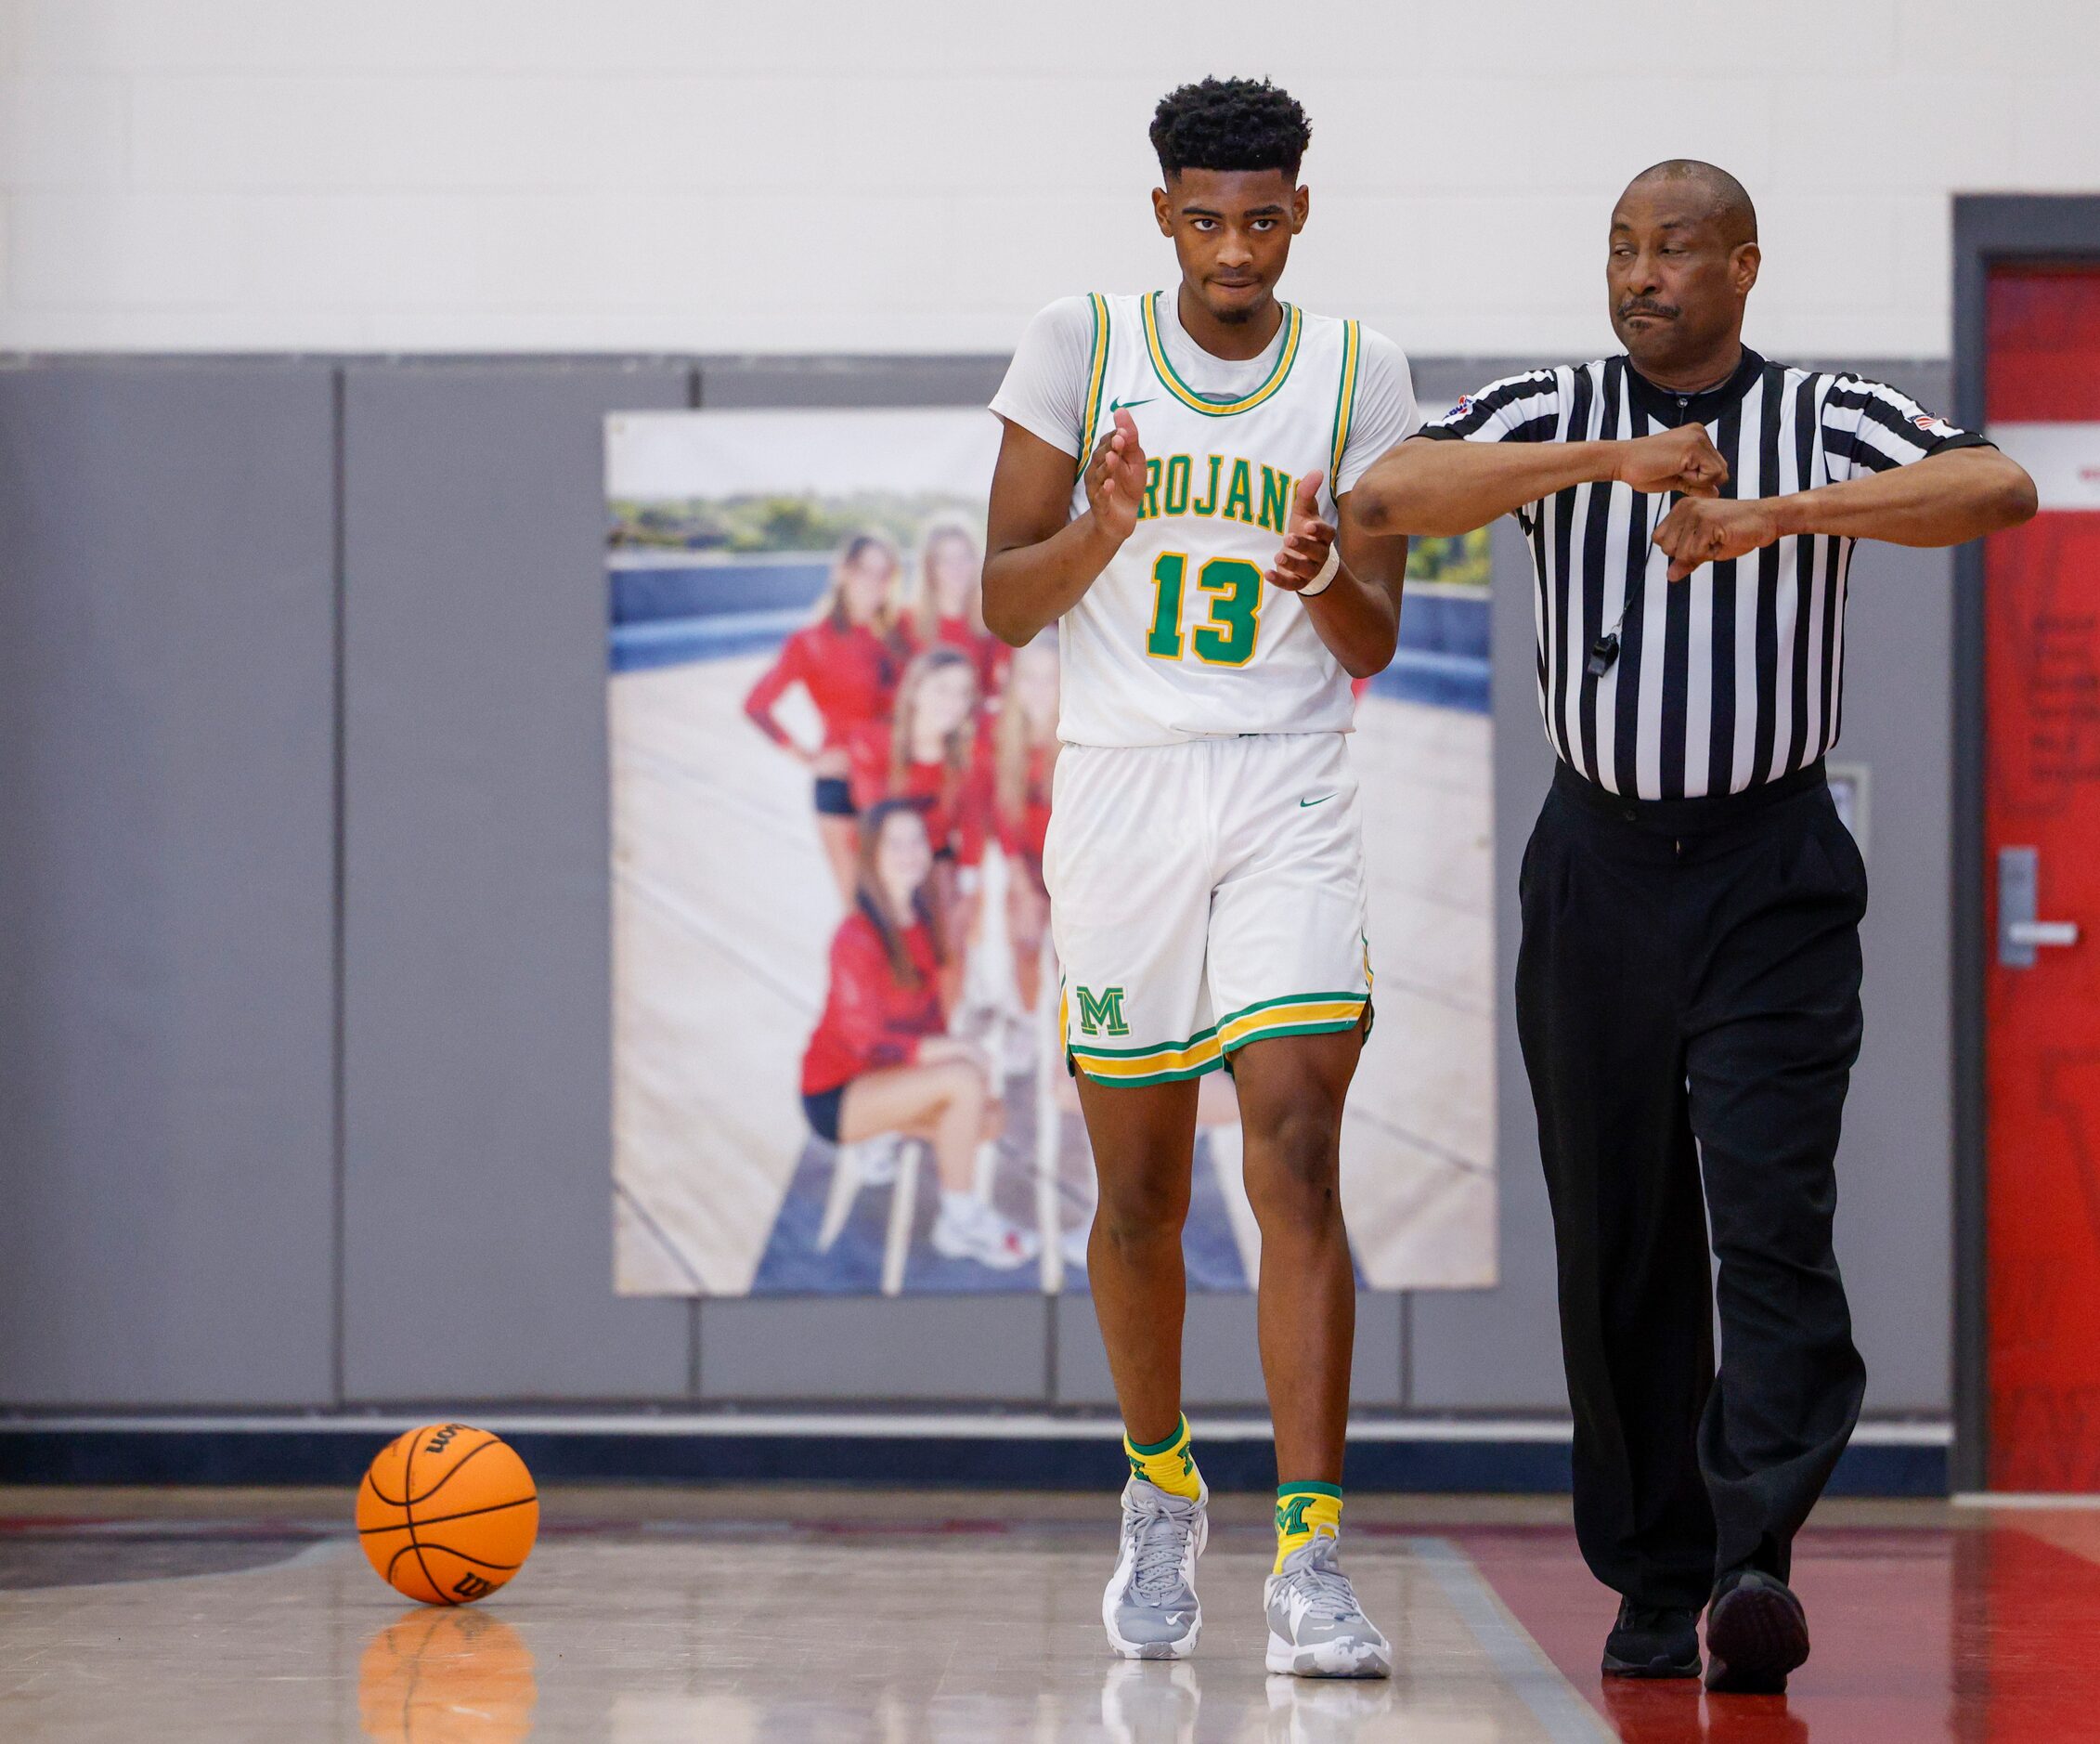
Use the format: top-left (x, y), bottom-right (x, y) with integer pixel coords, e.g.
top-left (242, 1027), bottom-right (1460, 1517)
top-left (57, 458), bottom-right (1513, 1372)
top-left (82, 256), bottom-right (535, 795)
top-left (1420, 369), bottom-right (1563, 443)
top-left (1821, 375), bottom-right (1989, 478)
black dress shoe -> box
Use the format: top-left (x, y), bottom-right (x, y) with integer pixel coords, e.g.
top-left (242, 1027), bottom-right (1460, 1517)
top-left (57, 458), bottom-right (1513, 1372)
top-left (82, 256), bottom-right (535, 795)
top-left (1704, 1568), bottom-right (1810, 1694)
top-left (1601, 1596), bottom-right (1701, 1677)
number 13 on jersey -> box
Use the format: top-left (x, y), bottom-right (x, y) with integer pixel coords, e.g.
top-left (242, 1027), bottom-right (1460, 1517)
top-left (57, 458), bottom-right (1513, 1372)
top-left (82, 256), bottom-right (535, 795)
top-left (1144, 553), bottom-right (1263, 668)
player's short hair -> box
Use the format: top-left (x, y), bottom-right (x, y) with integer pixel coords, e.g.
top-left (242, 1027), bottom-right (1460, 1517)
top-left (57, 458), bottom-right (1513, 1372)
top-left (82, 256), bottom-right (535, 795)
top-left (1149, 78), bottom-right (1311, 180)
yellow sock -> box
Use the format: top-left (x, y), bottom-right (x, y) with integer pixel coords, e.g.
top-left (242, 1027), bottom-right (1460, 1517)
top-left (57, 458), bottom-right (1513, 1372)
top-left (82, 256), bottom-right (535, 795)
top-left (1274, 1482), bottom-right (1342, 1573)
top-left (1123, 1415), bottom-right (1202, 1502)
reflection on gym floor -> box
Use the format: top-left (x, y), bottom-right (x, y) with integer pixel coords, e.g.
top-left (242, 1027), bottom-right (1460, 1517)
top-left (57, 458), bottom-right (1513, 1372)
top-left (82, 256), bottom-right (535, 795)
top-left (6, 1487), bottom-right (2100, 1740)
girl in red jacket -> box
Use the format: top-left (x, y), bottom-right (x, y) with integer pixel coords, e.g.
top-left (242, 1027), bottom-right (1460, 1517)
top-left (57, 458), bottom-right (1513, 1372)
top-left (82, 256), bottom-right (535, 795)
top-left (993, 635), bottom-right (1060, 1024)
top-left (800, 800), bottom-right (1039, 1270)
top-left (847, 645), bottom-right (992, 1008)
top-left (744, 532), bottom-right (908, 903)
top-left (906, 517), bottom-right (1008, 700)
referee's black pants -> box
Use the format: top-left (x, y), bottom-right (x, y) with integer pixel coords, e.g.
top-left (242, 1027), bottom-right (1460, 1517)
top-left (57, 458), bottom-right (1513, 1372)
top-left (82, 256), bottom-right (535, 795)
top-left (1516, 761), bottom-right (1869, 1612)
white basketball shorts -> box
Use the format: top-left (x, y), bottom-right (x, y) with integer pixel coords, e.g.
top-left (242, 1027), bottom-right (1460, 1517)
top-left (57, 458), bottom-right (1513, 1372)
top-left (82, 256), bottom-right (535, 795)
top-left (1044, 731), bottom-right (1372, 1086)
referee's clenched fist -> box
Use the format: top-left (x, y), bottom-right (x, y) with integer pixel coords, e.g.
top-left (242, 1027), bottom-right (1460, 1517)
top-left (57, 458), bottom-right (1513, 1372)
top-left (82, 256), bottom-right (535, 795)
top-left (1354, 160), bottom-right (2033, 1695)
top-left (1651, 494), bottom-right (1779, 579)
top-left (1615, 423), bottom-right (1727, 497)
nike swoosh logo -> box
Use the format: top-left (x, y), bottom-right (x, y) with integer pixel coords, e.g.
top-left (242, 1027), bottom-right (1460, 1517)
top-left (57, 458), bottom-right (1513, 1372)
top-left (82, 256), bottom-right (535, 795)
top-left (1300, 795), bottom-right (1335, 808)
top-left (1108, 397), bottom-right (1155, 411)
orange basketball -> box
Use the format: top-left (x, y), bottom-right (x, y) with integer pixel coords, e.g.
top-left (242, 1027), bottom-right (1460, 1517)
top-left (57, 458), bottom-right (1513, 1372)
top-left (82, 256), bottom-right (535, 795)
top-left (356, 1423), bottom-right (538, 1606)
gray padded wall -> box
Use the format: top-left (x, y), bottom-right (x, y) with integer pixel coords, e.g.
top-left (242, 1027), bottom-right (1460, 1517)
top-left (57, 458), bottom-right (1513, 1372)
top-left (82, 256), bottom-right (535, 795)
top-left (698, 356), bottom-right (1015, 410)
top-left (0, 363), bottom-right (337, 1405)
top-left (700, 1297), bottom-right (1047, 1401)
top-left (340, 361), bottom-right (691, 1401)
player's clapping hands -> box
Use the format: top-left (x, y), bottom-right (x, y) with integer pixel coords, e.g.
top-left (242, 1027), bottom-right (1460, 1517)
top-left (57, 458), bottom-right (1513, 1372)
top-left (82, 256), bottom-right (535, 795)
top-left (1264, 468), bottom-right (1336, 592)
top-left (1084, 409), bottom-right (1148, 546)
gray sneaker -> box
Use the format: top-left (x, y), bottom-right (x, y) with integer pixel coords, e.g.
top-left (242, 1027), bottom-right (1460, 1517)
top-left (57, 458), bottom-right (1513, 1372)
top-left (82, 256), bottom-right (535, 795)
top-left (1264, 1535), bottom-right (1392, 1678)
top-left (1101, 1476), bottom-right (1208, 1659)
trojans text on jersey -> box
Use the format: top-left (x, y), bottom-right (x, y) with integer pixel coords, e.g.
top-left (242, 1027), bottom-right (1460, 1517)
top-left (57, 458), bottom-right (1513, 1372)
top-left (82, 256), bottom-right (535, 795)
top-left (1136, 452), bottom-right (1297, 533)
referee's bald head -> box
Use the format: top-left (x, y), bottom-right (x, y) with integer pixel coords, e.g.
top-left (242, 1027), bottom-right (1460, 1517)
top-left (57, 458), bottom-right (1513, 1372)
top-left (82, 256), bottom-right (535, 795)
top-left (1608, 160), bottom-right (1762, 380)
top-left (1623, 160), bottom-right (1758, 250)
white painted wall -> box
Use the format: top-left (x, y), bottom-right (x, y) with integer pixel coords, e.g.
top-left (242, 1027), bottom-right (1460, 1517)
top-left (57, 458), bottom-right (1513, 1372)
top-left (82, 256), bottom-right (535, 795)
top-left (2, 0), bottom-right (2096, 358)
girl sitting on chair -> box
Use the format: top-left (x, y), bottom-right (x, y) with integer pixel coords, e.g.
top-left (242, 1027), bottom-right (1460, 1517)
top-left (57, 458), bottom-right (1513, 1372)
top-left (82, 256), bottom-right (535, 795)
top-left (799, 799), bottom-right (1039, 1270)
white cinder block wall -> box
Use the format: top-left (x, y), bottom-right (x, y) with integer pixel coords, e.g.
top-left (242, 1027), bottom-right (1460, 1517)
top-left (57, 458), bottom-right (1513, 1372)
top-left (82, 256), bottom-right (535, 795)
top-left (2, 0), bottom-right (2096, 357)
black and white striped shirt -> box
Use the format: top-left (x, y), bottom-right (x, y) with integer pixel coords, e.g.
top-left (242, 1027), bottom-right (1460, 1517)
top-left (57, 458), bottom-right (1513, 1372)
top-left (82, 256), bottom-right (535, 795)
top-left (1420, 347), bottom-right (1987, 800)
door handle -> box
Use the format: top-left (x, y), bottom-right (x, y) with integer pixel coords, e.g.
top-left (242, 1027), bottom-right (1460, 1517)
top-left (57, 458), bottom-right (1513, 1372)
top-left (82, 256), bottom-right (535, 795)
top-left (2000, 846), bottom-right (2081, 968)
top-left (2007, 920), bottom-right (2080, 948)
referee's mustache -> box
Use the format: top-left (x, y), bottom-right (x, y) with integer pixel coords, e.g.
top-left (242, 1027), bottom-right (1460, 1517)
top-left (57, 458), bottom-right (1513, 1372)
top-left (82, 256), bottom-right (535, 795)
top-left (1617, 298), bottom-right (1679, 321)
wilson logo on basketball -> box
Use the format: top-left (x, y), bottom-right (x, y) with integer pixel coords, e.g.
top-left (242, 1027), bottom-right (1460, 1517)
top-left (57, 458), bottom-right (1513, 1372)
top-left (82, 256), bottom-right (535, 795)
top-left (422, 1424), bottom-right (464, 1455)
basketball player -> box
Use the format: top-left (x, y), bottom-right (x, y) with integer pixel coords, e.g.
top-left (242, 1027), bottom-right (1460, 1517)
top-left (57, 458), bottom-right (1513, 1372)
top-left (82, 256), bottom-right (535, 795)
top-left (983, 77), bottom-right (1418, 1675)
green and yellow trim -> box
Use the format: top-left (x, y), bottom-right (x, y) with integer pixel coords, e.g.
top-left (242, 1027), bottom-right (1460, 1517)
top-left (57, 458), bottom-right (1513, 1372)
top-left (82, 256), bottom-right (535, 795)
top-left (1216, 992), bottom-right (1368, 1053)
top-left (1066, 990), bottom-right (1368, 1087)
top-left (1328, 319), bottom-right (1362, 484)
top-left (1142, 291), bottom-right (1302, 417)
top-left (1078, 293), bottom-right (1111, 474)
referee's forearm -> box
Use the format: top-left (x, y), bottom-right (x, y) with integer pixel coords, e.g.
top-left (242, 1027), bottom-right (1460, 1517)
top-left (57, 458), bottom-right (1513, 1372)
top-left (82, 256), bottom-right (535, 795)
top-left (1767, 449), bottom-right (2038, 548)
top-left (1354, 438), bottom-right (1619, 536)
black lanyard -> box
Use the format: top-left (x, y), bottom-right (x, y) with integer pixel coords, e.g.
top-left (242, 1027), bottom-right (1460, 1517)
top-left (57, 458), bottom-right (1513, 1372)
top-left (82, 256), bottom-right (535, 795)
top-left (1586, 491), bottom-right (1668, 679)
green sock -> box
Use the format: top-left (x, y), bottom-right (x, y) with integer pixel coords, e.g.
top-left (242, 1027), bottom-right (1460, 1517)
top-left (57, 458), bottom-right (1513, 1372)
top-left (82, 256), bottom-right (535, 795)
top-left (1275, 1481), bottom-right (1343, 1573)
top-left (1123, 1414), bottom-right (1202, 1502)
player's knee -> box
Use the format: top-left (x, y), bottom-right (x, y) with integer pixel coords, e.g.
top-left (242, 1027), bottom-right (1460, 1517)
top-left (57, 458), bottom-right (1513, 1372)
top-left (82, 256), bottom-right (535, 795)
top-left (1095, 1172), bottom-right (1189, 1248)
top-left (1243, 1106), bottom-right (1343, 1227)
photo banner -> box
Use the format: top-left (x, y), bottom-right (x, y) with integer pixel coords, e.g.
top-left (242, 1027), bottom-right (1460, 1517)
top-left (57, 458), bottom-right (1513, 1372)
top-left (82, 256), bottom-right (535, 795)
top-left (606, 406), bottom-right (1497, 1297)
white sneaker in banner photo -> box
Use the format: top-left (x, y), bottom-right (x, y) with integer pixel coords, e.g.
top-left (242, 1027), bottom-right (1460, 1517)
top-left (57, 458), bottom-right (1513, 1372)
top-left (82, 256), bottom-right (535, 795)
top-left (928, 1191), bottom-right (1040, 1269)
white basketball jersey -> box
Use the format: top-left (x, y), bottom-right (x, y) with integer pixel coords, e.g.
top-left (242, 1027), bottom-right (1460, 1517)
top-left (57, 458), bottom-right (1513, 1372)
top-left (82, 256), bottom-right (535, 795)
top-left (1057, 291), bottom-right (1366, 748)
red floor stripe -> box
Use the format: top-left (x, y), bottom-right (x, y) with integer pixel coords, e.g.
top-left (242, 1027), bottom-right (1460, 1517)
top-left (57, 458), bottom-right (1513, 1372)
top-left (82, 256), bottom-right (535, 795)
top-left (1455, 1524), bottom-right (1960, 1742)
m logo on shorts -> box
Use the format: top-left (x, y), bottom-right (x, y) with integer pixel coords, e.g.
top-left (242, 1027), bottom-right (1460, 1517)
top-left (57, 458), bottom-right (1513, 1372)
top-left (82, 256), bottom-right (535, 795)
top-left (1076, 985), bottom-right (1130, 1037)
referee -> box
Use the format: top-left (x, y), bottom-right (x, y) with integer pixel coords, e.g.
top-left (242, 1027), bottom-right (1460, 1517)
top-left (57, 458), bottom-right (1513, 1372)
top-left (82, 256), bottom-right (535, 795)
top-left (1355, 162), bottom-right (2036, 1693)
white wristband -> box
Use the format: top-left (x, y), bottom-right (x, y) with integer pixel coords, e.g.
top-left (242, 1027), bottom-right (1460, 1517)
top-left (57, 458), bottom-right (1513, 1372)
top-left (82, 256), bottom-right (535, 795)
top-left (1298, 544), bottom-right (1342, 597)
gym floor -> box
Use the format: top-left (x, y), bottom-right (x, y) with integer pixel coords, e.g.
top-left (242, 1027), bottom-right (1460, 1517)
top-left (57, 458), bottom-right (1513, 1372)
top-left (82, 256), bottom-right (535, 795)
top-left (4, 1487), bottom-right (2098, 1740)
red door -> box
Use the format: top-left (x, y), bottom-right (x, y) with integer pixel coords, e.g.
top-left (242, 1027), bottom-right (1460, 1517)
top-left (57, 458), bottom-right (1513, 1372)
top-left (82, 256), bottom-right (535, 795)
top-left (1984, 266), bottom-right (2100, 1491)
